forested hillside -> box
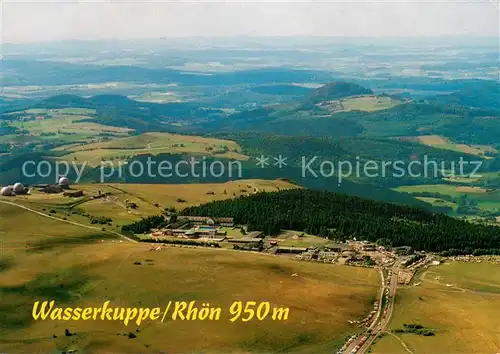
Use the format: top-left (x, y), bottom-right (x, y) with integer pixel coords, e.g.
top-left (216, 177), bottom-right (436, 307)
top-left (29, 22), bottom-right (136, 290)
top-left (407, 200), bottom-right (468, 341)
top-left (210, 85), bottom-right (499, 144)
top-left (2, 60), bottom-right (336, 86)
top-left (4, 80), bottom-right (498, 145)
top-left (219, 133), bottom-right (496, 187)
top-left (429, 80), bottom-right (500, 110)
top-left (182, 189), bottom-right (500, 254)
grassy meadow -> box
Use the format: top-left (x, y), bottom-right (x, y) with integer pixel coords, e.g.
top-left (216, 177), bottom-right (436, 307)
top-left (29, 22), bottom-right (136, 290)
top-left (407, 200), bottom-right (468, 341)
top-left (0, 200), bottom-right (380, 353)
top-left (5, 179), bottom-right (299, 233)
top-left (371, 261), bottom-right (500, 354)
top-left (8, 108), bottom-right (131, 141)
top-left (270, 230), bottom-right (332, 248)
top-left (129, 91), bottom-right (180, 103)
top-left (417, 135), bottom-right (497, 158)
top-left (394, 184), bottom-right (500, 215)
top-left (320, 95), bottom-right (401, 114)
top-left (55, 132), bottom-right (248, 167)
top-left (339, 95), bottom-right (402, 112)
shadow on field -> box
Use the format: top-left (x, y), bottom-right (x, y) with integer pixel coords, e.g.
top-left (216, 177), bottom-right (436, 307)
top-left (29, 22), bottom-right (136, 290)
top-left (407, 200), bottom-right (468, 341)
top-left (26, 233), bottom-right (116, 253)
top-left (265, 263), bottom-right (296, 275)
top-left (0, 259), bottom-right (14, 273)
top-left (215, 259), bottom-right (297, 275)
top-left (240, 331), bottom-right (317, 353)
top-left (0, 267), bottom-right (95, 330)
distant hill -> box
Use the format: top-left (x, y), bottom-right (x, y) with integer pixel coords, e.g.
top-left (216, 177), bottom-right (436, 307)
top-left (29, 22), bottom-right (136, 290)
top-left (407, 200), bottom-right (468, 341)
top-left (302, 82), bottom-right (373, 108)
top-left (210, 81), bottom-right (375, 134)
top-left (30, 94), bottom-right (228, 132)
top-left (5, 80), bottom-right (500, 146)
top-left (2, 59), bottom-right (336, 86)
top-left (40, 94), bottom-right (95, 108)
top-left (430, 80), bottom-right (500, 110)
top-left (210, 82), bottom-right (500, 145)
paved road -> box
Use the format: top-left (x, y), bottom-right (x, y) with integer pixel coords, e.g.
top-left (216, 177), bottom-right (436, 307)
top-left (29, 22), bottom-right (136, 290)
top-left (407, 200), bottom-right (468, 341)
top-left (341, 264), bottom-right (399, 354)
top-left (342, 268), bottom-right (386, 354)
top-left (0, 200), bottom-right (137, 243)
top-left (357, 268), bottom-right (398, 354)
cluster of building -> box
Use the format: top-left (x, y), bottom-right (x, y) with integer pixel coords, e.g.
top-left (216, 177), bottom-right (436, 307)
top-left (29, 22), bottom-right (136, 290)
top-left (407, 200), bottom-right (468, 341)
top-left (35, 177), bottom-right (71, 194)
top-left (151, 216), bottom-right (234, 241)
top-left (1, 177), bottom-right (72, 197)
top-left (229, 232), bottom-right (265, 251)
top-left (294, 243), bottom-right (352, 262)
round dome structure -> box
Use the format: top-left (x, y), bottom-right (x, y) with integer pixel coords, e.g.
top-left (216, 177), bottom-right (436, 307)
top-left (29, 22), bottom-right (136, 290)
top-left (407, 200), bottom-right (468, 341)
top-left (13, 182), bottom-right (25, 193)
top-left (58, 177), bottom-right (70, 187)
top-left (1, 186), bottom-right (13, 196)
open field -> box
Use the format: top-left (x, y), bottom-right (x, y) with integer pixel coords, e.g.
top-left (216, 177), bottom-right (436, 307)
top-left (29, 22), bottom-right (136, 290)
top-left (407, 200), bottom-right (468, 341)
top-left (128, 91), bottom-right (181, 103)
top-left (394, 184), bottom-right (500, 214)
top-left (270, 230), bottom-right (332, 248)
top-left (417, 135), bottom-right (448, 145)
top-left (1, 83), bottom-right (180, 100)
top-left (370, 333), bottom-right (409, 354)
top-left (9, 108), bottom-right (132, 138)
top-left (371, 262), bottom-right (500, 354)
top-left (0, 202), bottom-right (380, 353)
top-left (55, 132), bottom-right (248, 166)
top-left (73, 179), bottom-right (296, 227)
top-left (5, 179), bottom-right (299, 230)
top-left (441, 176), bottom-right (484, 184)
top-left (394, 184), bottom-right (490, 197)
top-left (321, 95), bottom-right (401, 114)
top-left (101, 178), bottom-right (297, 210)
top-left (414, 197), bottom-right (457, 211)
top-left (1, 108), bottom-right (132, 150)
top-left (416, 135), bottom-right (497, 158)
top-left (339, 95), bottom-right (402, 112)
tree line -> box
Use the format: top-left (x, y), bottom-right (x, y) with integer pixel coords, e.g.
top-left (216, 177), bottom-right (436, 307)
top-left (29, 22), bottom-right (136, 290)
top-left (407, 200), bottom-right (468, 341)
top-left (180, 189), bottom-right (500, 254)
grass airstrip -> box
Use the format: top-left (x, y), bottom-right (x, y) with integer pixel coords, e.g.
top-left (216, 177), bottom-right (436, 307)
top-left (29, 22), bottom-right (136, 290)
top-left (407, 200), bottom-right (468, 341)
top-left (371, 261), bottom-right (500, 354)
top-left (0, 180), bottom-right (379, 353)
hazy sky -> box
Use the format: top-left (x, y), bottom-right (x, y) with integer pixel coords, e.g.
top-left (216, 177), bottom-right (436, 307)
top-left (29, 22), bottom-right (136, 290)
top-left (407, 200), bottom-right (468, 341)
top-left (3, 0), bottom-right (499, 43)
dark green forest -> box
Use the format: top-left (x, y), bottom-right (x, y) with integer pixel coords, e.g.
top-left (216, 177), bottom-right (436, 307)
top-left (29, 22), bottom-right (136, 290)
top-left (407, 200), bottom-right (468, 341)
top-left (212, 100), bottom-right (500, 144)
top-left (180, 189), bottom-right (500, 254)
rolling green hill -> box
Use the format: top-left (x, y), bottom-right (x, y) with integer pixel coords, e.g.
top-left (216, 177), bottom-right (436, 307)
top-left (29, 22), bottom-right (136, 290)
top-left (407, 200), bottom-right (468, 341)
top-left (207, 82), bottom-right (500, 145)
top-left (3, 81), bottom-right (498, 146)
top-left (301, 82), bottom-right (373, 108)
